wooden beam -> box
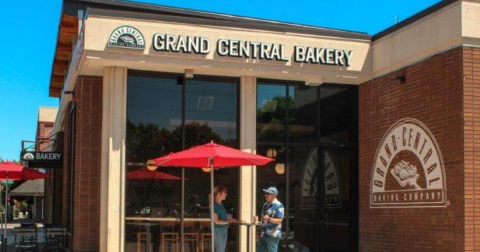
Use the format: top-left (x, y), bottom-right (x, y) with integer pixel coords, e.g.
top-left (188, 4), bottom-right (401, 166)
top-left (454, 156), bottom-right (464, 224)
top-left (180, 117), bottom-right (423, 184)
top-left (53, 63), bottom-right (69, 76)
top-left (49, 14), bottom-right (78, 98)
top-left (49, 87), bottom-right (62, 98)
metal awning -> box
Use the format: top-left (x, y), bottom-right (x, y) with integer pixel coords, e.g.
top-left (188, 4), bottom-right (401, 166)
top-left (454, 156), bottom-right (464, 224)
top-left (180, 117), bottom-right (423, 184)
top-left (10, 180), bottom-right (44, 197)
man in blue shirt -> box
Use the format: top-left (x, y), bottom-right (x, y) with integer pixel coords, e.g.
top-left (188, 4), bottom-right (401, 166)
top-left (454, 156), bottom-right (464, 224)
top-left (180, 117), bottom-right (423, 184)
top-left (257, 187), bottom-right (284, 252)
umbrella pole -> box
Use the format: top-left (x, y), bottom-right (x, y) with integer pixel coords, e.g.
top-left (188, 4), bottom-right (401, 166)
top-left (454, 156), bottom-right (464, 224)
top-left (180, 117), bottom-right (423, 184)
top-left (3, 175), bottom-right (8, 252)
top-left (210, 167), bottom-right (214, 252)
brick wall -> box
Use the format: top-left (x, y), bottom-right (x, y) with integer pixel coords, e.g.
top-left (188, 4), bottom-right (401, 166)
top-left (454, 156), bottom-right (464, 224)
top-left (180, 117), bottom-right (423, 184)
top-left (70, 75), bottom-right (103, 252)
top-left (359, 47), bottom-right (465, 252)
top-left (62, 102), bottom-right (73, 228)
top-left (463, 47), bottom-right (480, 252)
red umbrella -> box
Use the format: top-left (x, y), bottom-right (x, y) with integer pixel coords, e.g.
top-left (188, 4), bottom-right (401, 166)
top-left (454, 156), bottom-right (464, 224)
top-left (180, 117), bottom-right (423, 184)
top-left (154, 142), bottom-right (274, 167)
top-left (126, 168), bottom-right (182, 180)
top-left (0, 161), bottom-right (50, 247)
top-left (153, 142), bottom-right (274, 252)
top-left (127, 167), bottom-right (183, 214)
top-left (0, 161), bottom-right (50, 180)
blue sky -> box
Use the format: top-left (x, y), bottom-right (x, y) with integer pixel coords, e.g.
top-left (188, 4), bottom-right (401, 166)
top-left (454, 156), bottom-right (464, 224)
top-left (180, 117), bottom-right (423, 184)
top-left (0, 0), bottom-right (440, 161)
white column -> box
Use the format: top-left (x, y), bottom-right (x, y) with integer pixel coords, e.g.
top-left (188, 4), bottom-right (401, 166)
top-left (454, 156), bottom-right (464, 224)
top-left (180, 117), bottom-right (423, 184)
top-left (100, 66), bottom-right (128, 252)
top-left (239, 76), bottom-right (257, 252)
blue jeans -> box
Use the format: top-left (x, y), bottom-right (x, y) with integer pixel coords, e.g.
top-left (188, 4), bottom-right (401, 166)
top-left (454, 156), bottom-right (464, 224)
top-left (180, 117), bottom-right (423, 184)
top-left (257, 236), bottom-right (280, 252)
top-left (214, 228), bottom-right (228, 252)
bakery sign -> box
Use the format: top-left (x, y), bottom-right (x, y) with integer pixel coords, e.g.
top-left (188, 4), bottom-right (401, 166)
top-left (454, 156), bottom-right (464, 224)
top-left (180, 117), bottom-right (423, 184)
top-left (21, 152), bottom-right (62, 162)
top-left (106, 26), bottom-right (353, 66)
top-left (370, 118), bottom-right (448, 208)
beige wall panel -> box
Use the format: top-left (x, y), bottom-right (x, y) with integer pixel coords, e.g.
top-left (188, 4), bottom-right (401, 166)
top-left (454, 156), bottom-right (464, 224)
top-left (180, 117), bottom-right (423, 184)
top-left (372, 2), bottom-right (464, 77)
top-left (372, 36), bottom-right (390, 72)
top-left (239, 76), bottom-right (257, 252)
top-left (390, 15), bottom-right (439, 63)
top-left (462, 1), bottom-right (480, 39)
top-left (439, 4), bottom-right (462, 42)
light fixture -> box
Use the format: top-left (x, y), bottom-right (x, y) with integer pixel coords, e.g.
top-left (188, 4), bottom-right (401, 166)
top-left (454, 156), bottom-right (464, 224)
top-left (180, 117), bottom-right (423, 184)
top-left (266, 148), bottom-right (278, 158)
top-left (146, 159), bottom-right (157, 171)
top-left (305, 76), bottom-right (323, 86)
top-left (202, 167), bottom-right (212, 173)
top-left (63, 90), bottom-right (75, 97)
top-left (275, 163), bottom-right (285, 175)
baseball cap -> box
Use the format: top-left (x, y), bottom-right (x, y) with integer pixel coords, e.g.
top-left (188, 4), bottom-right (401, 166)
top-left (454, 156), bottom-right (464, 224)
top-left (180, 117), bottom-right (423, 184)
top-left (263, 187), bottom-right (278, 196)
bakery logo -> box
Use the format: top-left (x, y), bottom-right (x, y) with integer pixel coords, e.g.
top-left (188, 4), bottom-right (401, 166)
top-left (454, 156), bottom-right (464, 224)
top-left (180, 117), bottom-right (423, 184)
top-left (22, 153), bottom-right (34, 160)
top-left (301, 149), bottom-right (341, 209)
top-left (370, 118), bottom-right (448, 208)
top-left (108, 26), bottom-right (145, 49)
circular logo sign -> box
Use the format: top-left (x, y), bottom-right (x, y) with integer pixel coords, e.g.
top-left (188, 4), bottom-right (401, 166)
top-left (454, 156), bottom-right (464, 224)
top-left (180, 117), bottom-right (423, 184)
top-left (301, 149), bottom-right (341, 209)
top-left (108, 26), bottom-right (145, 49)
top-left (23, 152), bottom-right (34, 160)
top-left (370, 118), bottom-right (447, 208)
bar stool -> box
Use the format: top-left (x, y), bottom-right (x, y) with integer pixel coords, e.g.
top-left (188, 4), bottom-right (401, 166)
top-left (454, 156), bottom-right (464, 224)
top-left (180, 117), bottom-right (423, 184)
top-left (199, 228), bottom-right (211, 252)
top-left (137, 232), bottom-right (148, 252)
top-left (133, 220), bottom-right (148, 252)
top-left (184, 221), bottom-right (199, 252)
top-left (160, 222), bottom-right (178, 252)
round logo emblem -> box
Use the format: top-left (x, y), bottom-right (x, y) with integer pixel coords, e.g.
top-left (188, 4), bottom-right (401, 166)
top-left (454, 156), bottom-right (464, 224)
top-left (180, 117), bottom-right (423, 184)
top-left (23, 153), bottom-right (34, 160)
top-left (301, 149), bottom-right (341, 209)
top-left (108, 26), bottom-right (145, 49)
top-left (370, 118), bottom-right (448, 208)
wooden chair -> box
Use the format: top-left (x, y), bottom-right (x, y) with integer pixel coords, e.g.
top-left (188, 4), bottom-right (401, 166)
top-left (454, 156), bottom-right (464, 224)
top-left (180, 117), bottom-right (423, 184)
top-left (199, 227), bottom-right (211, 252)
top-left (133, 220), bottom-right (148, 252)
top-left (160, 222), bottom-right (178, 252)
top-left (137, 232), bottom-right (148, 252)
top-left (184, 221), bottom-right (199, 252)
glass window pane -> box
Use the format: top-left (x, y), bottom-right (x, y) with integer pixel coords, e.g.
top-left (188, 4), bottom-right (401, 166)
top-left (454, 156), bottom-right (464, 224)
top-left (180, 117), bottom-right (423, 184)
top-left (289, 86), bottom-right (317, 143)
top-left (126, 73), bottom-right (183, 252)
top-left (256, 145), bottom-right (287, 252)
top-left (321, 150), bottom-right (354, 252)
top-left (320, 86), bottom-right (358, 145)
top-left (185, 77), bottom-right (239, 252)
top-left (185, 78), bottom-right (238, 148)
top-left (257, 84), bottom-right (287, 143)
top-left (215, 168), bottom-right (240, 252)
top-left (289, 146), bottom-right (318, 252)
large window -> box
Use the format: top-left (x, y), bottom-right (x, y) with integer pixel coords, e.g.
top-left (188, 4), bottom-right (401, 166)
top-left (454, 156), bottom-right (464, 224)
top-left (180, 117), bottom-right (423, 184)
top-left (256, 81), bottom-right (358, 252)
top-left (125, 71), bottom-right (239, 252)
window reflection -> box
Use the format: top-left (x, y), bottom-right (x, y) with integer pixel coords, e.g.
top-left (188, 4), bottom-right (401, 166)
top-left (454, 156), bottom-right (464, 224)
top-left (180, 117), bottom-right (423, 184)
top-left (256, 81), bottom-right (358, 252)
top-left (321, 150), bottom-right (354, 252)
top-left (185, 77), bottom-right (239, 251)
top-left (185, 78), bottom-right (238, 148)
top-left (289, 146), bottom-right (318, 252)
top-left (125, 73), bottom-right (239, 252)
top-left (256, 145), bottom-right (287, 252)
top-left (256, 84), bottom-right (287, 143)
top-left (320, 87), bottom-right (357, 145)
top-left (289, 86), bottom-right (317, 143)
top-left (126, 73), bottom-right (183, 252)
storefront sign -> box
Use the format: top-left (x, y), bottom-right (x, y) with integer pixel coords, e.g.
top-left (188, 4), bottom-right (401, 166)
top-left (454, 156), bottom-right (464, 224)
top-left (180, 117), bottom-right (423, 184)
top-left (108, 26), bottom-right (145, 49)
top-left (370, 118), bottom-right (448, 208)
top-left (151, 32), bottom-right (353, 66)
top-left (21, 152), bottom-right (63, 162)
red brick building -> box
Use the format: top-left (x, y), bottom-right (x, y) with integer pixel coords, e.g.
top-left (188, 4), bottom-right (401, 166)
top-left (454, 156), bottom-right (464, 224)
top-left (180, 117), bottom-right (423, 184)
top-left (38, 0), bottom-right (480, 252)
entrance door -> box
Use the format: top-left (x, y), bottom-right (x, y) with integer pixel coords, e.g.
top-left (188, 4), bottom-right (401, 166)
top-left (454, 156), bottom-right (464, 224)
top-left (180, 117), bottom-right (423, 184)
top-left (318, 149), bottom-right (356, 252)
top-left (288, 147), bottom-right (356, 252)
